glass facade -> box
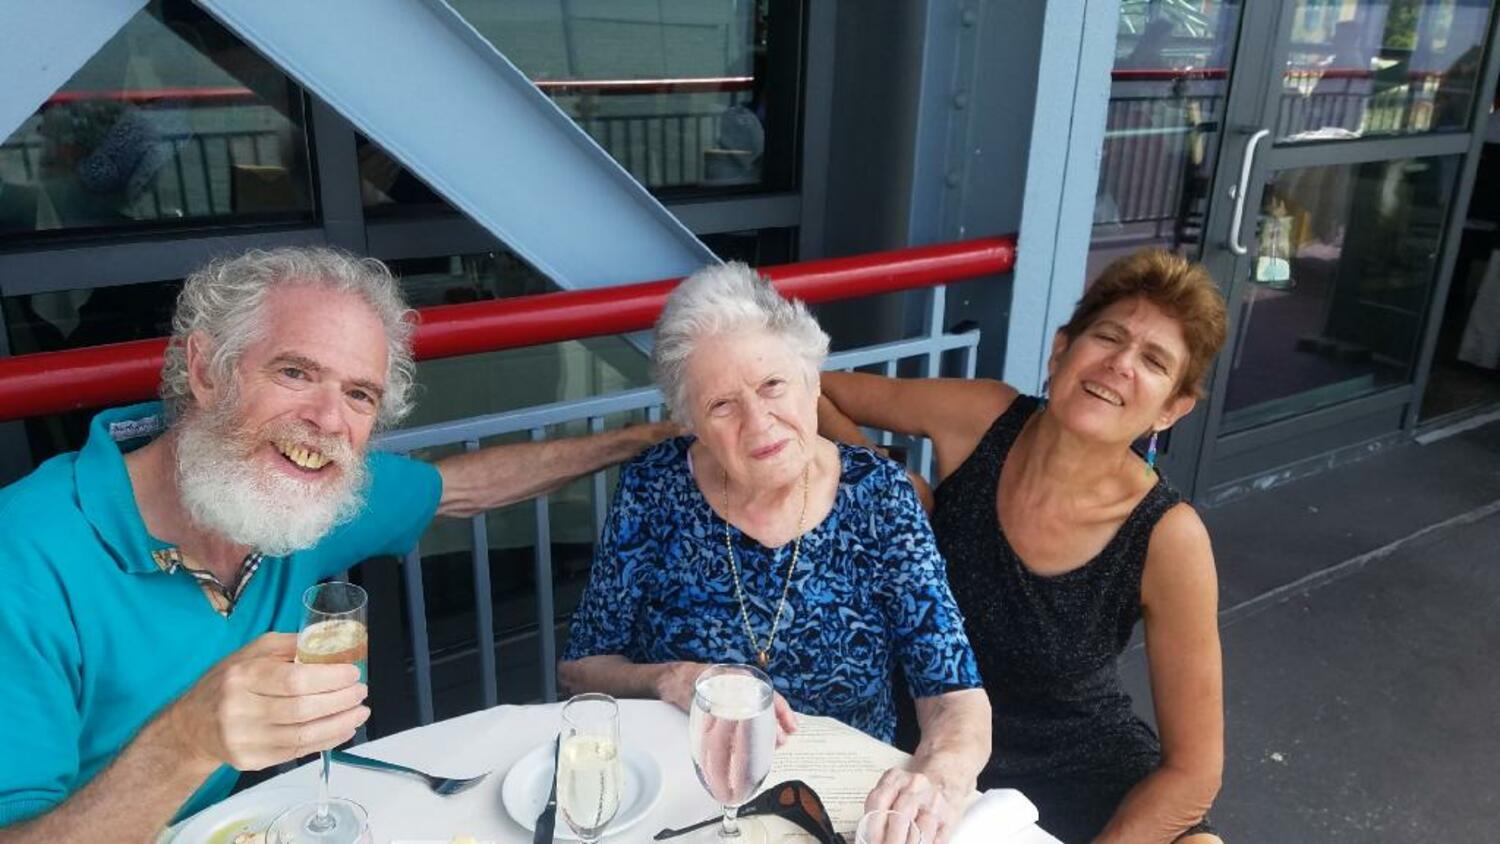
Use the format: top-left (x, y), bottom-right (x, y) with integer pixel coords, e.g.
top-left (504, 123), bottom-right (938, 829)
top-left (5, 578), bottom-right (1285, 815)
top-left (1222, 155), bottom-right (1462, 431)
top-left (0, 1), bottom-right (312, 239)
top-left (1278, 0), bottom-right (1493, 141)
top-left (1089, 0), bottom-right (1243, 280)
top-left (361, 0), bottom-right (798, 213)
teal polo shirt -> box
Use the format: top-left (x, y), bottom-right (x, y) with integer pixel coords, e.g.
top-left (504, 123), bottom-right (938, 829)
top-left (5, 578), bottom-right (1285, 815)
top-left (0, 402), bottom-right (442, 827)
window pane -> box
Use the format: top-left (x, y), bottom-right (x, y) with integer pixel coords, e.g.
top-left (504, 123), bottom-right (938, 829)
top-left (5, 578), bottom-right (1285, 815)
top-left (392, 252), bottom-right (653, 432)
top-left (1090, 0), bottom-right (1243, 277)
top-left (362, 0), bottom-right (797, 211)
top-left (1221, 155), bottom-right (1462, 432)
top-left (0, 1), bottom-right (312, 239)
top-left (1277, 0), bottom-right (1493, 142)
top-left (3, 278), bottom-right (183, 461)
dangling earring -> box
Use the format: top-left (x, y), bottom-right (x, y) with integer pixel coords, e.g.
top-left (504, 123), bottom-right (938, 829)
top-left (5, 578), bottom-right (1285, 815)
top-left (1145, 430), bottom-right (1160, 474)
top-left (1039, 378), bottom-right (1050, 412)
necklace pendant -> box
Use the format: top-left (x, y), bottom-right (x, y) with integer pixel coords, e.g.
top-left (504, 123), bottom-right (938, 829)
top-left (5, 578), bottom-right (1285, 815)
top-left (757, 649), bottom-right (769, 668)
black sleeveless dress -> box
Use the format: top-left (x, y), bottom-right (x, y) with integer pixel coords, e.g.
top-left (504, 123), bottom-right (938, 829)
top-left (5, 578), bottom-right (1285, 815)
top-left (930, 396), bottom-right (1214, 842)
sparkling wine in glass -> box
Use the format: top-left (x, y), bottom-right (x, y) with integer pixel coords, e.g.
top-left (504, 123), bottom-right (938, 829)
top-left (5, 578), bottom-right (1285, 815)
top-left (267, 582), bottom-right (369, 844)
top-left (688, 664), bottom-right (777, 843)
top-left (557, 693), bottom-right (623, 843)
top-left (855, 809), bottom-right (923, 844)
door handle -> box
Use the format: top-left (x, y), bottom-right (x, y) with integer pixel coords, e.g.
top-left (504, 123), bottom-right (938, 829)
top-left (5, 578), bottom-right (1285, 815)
top-left (1228, 128), bottom-right (1271, 256)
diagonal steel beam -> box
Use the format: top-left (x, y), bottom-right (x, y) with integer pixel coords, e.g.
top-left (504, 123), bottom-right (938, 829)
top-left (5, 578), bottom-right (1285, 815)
top-left (191, 0), bottom-right (716, 293)
top-left (0, 0), bottom-right (148, 142)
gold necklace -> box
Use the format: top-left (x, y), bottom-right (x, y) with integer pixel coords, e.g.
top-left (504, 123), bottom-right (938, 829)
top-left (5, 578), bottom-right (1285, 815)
top-left (721, 464), bottom-right (810, 669)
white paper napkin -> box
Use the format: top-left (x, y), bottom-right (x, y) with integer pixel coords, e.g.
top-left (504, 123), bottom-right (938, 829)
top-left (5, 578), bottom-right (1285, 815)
top-left (951, 789), bottom-right (1040, 843)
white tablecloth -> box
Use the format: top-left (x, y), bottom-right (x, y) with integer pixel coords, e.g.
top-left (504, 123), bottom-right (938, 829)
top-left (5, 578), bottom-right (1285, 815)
top-left (182, 700), bottom-right (1060, 843)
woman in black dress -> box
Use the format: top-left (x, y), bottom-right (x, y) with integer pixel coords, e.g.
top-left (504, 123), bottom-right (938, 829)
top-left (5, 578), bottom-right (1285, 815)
top-left (820, 250), bottom-right (1229, 843)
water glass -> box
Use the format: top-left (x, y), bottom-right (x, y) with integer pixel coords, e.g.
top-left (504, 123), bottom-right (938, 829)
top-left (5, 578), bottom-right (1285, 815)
top-left (688, 664), bottom-right (777, 843)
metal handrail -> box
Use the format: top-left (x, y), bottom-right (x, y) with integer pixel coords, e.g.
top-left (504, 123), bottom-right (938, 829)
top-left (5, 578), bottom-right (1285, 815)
top-left (40, 76), bottom-right (756, 107)
top-left (0, 236), bottom-right (1016, 422)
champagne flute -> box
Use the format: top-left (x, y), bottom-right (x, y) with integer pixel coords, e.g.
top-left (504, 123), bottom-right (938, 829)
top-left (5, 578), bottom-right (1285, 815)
top-left (557, 693), bottom-right (623, 843)
top-left (855, 809), bottom-right (923, 844)
top-left (267, 582), bottom-right (370, 844)
top-left (688, 664), bottom-right (777, 843)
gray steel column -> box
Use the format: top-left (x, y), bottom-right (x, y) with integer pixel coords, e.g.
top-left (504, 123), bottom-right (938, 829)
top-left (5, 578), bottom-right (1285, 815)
top-left (816, 0), bottom-right (1034, 378)
top-left (0, 0), bottom-right (147, 140)
top-left (192, 0), bottom-right (716, 294)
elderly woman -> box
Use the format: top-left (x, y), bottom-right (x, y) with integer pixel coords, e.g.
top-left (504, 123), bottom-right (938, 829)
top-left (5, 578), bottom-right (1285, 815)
top-left (560, 263), bottom-right (990, 841)
top-left (820, 250), bottom-right (1228, 843)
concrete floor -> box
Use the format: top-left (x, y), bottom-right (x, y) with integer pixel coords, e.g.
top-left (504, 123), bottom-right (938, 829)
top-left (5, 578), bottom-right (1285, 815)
top-left (1121, 418), bottom-right (1500, 842)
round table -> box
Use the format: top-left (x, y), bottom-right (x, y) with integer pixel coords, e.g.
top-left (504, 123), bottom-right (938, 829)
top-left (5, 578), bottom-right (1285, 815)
top-left (172, 699), bottom-right (1061, 843)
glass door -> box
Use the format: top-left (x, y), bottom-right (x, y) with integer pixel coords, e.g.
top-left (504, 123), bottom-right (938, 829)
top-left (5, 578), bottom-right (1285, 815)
top-left (1090, 0), bottom-right (1251, 490)
top-left (1188, 0), bottom-right (1496, 492)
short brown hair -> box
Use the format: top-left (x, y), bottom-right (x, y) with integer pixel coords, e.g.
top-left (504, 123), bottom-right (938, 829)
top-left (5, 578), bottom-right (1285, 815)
top-left (1058, 250), bottom-right (1228, 399)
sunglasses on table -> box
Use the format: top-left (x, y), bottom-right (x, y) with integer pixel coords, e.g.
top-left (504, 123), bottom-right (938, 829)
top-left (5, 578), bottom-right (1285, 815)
top-left (653, 779), bottom-right (844, 844)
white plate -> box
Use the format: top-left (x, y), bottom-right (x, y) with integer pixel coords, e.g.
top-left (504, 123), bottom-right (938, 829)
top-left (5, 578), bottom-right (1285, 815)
top-left (171, 785), bottom-right (305, 844)
top-left (500, 741), bottom-right (663, 840)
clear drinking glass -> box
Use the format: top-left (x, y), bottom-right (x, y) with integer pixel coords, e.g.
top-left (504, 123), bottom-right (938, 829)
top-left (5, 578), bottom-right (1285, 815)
top-left (557, 693), bottom-right (623, 843)
top-left (688, 664), bottom-right (777, 843)
top-left (855, 809), bottom-right (924, 844)
top-left (267, 582), bottom-right (370, 844)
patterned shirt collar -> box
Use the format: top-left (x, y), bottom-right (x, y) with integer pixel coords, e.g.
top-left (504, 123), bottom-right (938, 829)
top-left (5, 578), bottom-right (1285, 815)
top-left (151, 548), bottom-right (264, 617)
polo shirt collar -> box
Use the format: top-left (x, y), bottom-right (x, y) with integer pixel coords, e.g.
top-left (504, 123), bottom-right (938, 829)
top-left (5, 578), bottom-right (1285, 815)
top-left (75, 402), bottom-right (171, 574)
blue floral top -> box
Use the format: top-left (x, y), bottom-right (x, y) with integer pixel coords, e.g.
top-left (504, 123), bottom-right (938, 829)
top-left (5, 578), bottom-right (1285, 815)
top-left (563, 437), bottom-right (982, 741)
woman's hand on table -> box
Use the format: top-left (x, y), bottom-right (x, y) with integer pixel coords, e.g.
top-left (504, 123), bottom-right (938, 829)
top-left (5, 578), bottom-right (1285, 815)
top-left (654, 660), bottom-right (800, 746)
top-left (864, 767), bottom-right (967, 844)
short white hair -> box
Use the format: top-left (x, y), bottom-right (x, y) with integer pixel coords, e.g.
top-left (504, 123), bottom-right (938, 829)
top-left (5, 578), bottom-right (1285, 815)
top-left (160, 247), bottom-right (416, 428)
top-left (651, 262), bottom-right (829, 424)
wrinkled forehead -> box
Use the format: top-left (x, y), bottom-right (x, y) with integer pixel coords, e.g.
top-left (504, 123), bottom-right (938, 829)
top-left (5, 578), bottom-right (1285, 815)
top-left (685, 329), bottom-right (812, 392)
top-left (241, 285), bottom-right (390, 381)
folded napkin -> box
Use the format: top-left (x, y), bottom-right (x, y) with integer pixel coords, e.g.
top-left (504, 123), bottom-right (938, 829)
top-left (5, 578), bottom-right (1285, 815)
top-left (951, 789), bottom-right (1040, 843)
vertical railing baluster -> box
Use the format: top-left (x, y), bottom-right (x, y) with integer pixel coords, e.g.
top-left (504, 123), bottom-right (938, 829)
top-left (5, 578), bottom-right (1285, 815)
top-left (531, 427), bottom-right (558, 702)
top-left (465, 439), bottom-right (498, 709)
top-left (198, 137), bottom-right (215, 216)
top-left (918, 286), bottom-right (946, 481)
top-left (170, 138), bottom-right (190, 216)
top-left (401, 545), bottom-right (435, 725)
top-left (881, 358), bottom-right (898, 449)
top-left (590, 416), bottom-right (608, 540)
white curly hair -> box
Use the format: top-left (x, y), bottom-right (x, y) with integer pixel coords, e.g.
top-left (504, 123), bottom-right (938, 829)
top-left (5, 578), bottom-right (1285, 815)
top-left (160, 247), bottom-right (416, 428)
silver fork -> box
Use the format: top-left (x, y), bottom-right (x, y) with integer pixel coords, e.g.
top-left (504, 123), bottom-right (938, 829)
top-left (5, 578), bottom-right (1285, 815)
top-left (329, 749), bottom-right (491, 796)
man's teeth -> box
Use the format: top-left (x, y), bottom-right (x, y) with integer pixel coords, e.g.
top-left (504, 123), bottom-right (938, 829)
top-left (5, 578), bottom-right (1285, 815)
top-left (1084, 383), bottom-right (1124, 406)
top-left (277, 442), bottom-right (330, 470)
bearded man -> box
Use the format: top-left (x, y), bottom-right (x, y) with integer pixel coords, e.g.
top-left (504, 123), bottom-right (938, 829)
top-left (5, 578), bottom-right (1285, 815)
top-left (0, 247), bottom-right (674, 840)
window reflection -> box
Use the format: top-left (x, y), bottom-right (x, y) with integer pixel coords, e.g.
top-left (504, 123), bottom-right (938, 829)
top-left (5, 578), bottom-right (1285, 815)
top-left (1278, 0), bottom-right (1493, 141)
top-left (1090, 1), bottom-right (1242, 279)
top-left (362, 0), bottom-right (793, 211)
top-left (3, 278), bottom-right (182, 461)
top-left (1222, 156), bottom-right (1461, 431)
top-left (0, 0), bottom-right (312, 238)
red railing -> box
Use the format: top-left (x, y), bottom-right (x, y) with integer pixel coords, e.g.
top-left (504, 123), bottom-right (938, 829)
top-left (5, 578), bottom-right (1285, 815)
top-left (0, 236), bottom-right (1015, 422)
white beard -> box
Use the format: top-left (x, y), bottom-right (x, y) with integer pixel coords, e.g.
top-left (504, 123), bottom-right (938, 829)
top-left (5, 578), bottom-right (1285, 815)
top-left (174, 400), bottom-right (368, 557)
